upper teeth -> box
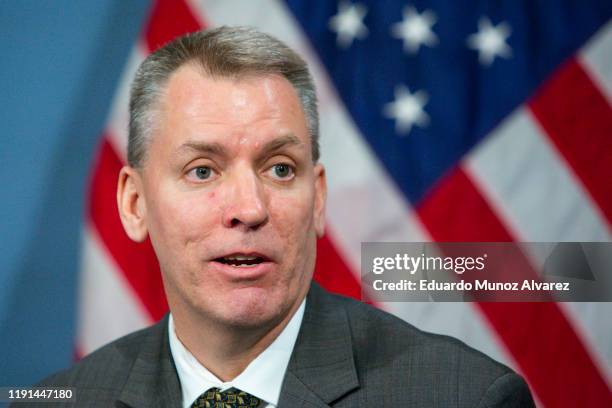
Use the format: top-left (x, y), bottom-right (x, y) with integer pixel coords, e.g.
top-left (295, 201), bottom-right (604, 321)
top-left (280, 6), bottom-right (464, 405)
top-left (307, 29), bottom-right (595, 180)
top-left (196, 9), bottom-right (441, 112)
top-left (225, 256), bottom-right (257, 261)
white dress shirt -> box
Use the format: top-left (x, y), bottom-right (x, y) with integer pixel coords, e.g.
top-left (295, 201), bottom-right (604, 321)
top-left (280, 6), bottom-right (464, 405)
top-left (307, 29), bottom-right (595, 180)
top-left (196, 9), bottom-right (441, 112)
top-left (168, 299), bottom-right (305, 408)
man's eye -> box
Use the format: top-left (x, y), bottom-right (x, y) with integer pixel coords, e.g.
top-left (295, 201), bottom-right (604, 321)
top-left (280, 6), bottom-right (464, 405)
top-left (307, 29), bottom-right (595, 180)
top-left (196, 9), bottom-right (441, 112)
top-left (269, 163), bottom-right (294, 180)
top-left (189, 166), bottom-right (215, 180)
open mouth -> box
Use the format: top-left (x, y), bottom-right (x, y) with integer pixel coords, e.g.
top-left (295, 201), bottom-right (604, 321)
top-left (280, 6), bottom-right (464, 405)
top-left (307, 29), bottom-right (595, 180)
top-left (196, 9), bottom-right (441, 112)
top-left (213, 254), bottom-right (269, 267)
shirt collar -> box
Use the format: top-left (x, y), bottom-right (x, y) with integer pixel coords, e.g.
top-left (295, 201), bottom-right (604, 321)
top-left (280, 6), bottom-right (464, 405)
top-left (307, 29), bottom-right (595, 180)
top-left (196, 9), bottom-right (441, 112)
top-left (168, 299), bottom-right (305, 408)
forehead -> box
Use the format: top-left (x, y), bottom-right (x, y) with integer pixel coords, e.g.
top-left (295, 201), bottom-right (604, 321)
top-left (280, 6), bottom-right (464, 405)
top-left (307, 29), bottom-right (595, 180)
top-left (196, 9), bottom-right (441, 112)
top-left (155, 64), bottom-right (308, 145)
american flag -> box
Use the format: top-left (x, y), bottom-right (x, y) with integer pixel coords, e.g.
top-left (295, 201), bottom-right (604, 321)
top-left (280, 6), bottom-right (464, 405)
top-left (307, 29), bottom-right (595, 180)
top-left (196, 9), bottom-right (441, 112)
top-left (78, 1), bottom-right (612, 406)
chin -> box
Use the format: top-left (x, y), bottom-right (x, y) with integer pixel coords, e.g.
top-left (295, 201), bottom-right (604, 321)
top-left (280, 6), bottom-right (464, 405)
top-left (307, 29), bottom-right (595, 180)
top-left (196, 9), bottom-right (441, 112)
top-left (213, 286), bottom-right (289, 329)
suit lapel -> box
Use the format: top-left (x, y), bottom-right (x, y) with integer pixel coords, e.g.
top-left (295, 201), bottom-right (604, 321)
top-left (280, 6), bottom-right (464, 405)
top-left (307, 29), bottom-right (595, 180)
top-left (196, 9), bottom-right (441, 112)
top-left (118, 315), bottom-right (182, 408)
top-left (278, 283), bottom-right (360, 407)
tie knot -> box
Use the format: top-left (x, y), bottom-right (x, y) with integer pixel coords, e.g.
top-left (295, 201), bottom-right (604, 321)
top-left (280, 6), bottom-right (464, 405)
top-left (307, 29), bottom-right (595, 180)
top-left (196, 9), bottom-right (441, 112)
top-left (191, 387), bottom-right (262, 408)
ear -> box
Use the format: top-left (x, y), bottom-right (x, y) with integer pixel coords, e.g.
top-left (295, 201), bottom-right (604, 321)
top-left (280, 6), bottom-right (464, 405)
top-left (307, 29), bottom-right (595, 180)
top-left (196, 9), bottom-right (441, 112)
top-left (313, 163), bottom-right (327, 238)
top-left (117, 166), bottom-right (148, 242)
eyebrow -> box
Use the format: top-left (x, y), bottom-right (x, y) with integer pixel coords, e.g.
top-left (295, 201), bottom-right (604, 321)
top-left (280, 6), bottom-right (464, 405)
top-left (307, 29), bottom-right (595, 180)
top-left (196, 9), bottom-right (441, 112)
top-left (176, 134), bottom-right (304, 158)
top-left (260, 134), bottom-right (304, 157)
top-left (176, 141), bottom-right (226, 157)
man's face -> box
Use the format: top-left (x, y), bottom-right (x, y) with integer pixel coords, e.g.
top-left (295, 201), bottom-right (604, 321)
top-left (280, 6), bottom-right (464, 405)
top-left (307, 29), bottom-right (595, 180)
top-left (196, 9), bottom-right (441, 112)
top-left (135, 64), bottom-right (326, 330)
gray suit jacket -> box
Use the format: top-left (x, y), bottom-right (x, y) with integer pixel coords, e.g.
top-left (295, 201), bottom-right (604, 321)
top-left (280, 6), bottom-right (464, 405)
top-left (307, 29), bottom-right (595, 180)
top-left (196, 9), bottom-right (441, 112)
top-left (32, 283), bottom-right (534, 407)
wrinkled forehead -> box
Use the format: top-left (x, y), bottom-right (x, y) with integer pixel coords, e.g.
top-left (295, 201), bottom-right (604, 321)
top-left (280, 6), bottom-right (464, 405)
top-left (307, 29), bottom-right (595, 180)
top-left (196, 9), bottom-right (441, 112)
top-left (149, 64), bottom-right (310, 156)
top-left (167, 66), bottom-right (299, 117)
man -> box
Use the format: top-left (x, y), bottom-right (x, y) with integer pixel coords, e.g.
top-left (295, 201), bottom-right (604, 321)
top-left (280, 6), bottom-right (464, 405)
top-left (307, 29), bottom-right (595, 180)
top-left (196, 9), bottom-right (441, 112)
top-left (36, 27), bottom-right (534, 407)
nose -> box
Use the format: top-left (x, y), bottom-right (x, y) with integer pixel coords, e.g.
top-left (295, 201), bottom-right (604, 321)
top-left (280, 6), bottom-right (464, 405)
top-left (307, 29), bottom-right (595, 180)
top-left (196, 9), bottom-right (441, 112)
top-left (222, 167), bottom-right (269, 230)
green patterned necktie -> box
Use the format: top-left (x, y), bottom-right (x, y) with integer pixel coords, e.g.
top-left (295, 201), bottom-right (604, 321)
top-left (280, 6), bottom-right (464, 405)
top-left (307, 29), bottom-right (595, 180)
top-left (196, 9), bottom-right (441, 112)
top-left (191, 387), bottom-right (262, 408)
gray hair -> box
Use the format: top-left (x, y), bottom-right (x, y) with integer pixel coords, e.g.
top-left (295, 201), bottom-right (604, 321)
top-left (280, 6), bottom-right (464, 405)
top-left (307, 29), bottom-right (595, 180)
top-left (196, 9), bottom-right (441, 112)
top-left (127, 26), bottom-right (319, 168)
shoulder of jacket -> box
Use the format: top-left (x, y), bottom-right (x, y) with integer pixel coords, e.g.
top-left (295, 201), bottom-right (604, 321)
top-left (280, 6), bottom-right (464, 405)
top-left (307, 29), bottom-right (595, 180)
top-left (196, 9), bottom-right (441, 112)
top-left (325, 294), bottom-right (532, 405)
top-left (37, 319), bottom-right (165, 388)
top-left (330, 293), bottom-right (512, 378)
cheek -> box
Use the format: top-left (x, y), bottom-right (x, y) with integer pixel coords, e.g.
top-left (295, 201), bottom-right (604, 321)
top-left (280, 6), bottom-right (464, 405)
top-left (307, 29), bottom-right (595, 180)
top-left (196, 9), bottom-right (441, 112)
top-left (147, 186), bottom-right (220, 254)
top-left (267, 186), bottom-right (318, 290)
top-left (267, 184), bottom-right (315, 242)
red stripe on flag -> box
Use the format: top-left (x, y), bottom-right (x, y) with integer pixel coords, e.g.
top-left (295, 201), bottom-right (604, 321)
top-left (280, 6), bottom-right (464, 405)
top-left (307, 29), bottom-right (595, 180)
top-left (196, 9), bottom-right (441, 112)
top-left (529, 58), bottom-right (612, 225)
top-left (144, 0), bottom-right (202, 52)
top-left (479, 303), bottom-right (612, 406)
top-left (89, 138), bottom-right (168, 321)
top-left (417, 166), bottom-right (611, 407)
top-left (418, 168), bottom-right (514, 241)
top-left (314, 234), bottom-right (361, 301)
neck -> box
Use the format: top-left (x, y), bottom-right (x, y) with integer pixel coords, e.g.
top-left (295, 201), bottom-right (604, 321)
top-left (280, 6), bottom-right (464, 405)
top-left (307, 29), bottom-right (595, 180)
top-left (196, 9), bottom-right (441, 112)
top-left (171, 298), bottom-right (304, 382)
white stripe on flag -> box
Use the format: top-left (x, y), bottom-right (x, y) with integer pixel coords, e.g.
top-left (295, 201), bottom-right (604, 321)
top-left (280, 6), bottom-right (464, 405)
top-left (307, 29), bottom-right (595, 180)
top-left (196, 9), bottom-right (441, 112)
top-left (106, 44), bottom-right (148, 161)
top-left (464, 108), bottom-right (611, 241)
top-left (560, 302), bottom-right (612, 385)
top-left (77, 224), bottom-right (151, 355)
top-left (580, 20), bottom-right (612, 106)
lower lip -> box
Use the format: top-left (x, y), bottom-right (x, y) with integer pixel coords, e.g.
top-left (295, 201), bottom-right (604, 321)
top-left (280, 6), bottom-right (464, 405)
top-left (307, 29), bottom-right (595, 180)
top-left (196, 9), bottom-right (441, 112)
top-left (209, 261), bottom-right (275, 281)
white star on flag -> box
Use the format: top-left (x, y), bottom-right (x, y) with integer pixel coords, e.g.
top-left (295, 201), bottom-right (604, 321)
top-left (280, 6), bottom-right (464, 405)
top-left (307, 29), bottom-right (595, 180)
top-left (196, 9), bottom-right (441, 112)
top-left (329, 1), bottom-right (368, 48)
top-left (383, 85), bottom-right (430, 135)
top-left (391, 6), bottom-right (438, 54)
top-left (467, 17), bottom-right (512, 66)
